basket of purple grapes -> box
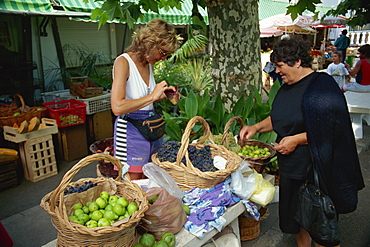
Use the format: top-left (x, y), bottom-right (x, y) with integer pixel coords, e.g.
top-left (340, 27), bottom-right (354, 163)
top-left (151, 116), bottom-right (242, 191)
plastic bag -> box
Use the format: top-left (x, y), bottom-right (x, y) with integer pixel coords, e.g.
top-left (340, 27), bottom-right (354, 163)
top-left (249, 171), bottom-right (276, 207)
top-left (230, 161), bottom-right (256, 200)
top-left (141, 187), bottom-right (188, 240)
top-left (143, 163), bottom-right (184, 199)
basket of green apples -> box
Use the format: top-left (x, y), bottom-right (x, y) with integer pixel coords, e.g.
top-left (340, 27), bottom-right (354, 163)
top-left (237, 139), bottom-right (276, 173)
top-left (40, 153), bottom-right (149, 247)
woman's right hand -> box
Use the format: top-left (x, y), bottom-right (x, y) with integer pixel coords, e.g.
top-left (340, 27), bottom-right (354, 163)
top-left (151, 80), bottom-right (170, 102)
top-left (239, 125), bottom-right (257, 141)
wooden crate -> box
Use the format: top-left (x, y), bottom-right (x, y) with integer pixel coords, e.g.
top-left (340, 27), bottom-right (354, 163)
top-left (3, 118), bottom-right (58, 143)
top-left (0, 154), bottom-right (19, 191)
top-left (57, 124), bottom-right (88, 162)
top-left (19, 134), bottom-right (58, 182)
top-left (86, 110), bottom-right (113, 145)
top-left (70, 76), bottom-right (104, 99)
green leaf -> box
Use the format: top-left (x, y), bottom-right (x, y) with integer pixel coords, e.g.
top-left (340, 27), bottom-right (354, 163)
top-left (163, 112), bottom-right (182, 141)
top-left (185, 91), bottom-right (198, 118)
top-left (231, 96), bottom-right (245, 117)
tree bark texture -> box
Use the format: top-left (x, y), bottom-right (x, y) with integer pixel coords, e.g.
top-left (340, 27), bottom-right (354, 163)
top-left (207, 0), bottom-right (261, 110)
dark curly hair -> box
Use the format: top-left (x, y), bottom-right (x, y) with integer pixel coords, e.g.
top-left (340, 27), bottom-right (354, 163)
top-left (270, 39), bottom-right (313, 68)
top-left (358, 44), bottom-right (370, 57)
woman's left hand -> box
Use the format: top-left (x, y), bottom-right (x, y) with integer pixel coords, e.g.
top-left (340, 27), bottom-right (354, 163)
top-left (273, 136), bottom-right (299, 155)
top-left (273, 132), bottom-right (308, 155)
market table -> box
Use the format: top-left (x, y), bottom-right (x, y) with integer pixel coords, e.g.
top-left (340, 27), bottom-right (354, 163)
top-left (175, 201), bottom-right (244, 247)
top-left (42, 201), bottom-right (246, 247)
top-left (344, 91), bottom-right (370, 139)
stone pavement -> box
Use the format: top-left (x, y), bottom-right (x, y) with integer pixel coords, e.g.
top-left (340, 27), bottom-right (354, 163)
top-left (1, 126), bottom-right (370, 247)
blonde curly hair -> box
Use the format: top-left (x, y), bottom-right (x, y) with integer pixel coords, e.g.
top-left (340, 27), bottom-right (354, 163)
top-left (125, 18), bottom-right (179, 62)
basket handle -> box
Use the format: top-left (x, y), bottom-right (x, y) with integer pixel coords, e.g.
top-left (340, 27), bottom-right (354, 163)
top-left (49, 153), bottom-right (129, 209)
top-left (11, 94), bottom-right (26, 113)
top-left (221, 116), bottom-right (244, 149)
top-left (175, 116), bottom-right (215, 166)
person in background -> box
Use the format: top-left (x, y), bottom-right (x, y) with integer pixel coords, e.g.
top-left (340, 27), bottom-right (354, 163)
top-left (240, 39), bottom-right (364, 247)
top-left (302, 34), bottom-right (312, 49)
top-left (342, 44), bottom-right (370, 92)
top-left (110, 18), bottom-right (179, 180)
top-left (326, 51), bottom-right (350, 88)
top-left (334, 29), bottom-right (350, 63)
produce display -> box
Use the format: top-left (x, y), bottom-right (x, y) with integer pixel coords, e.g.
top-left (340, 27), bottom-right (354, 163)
top-left (156, 141), bottom-right (217, 172)
top-left (135, 232), bottom-right (176, 247)
top-left (238, 144), bottom-right (271, 158)
top-left (68, 190), bottom-right (139, 228)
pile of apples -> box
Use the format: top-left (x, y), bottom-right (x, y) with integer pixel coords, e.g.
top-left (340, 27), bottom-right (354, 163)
top-left (69, 191), bottom-right (139, 228)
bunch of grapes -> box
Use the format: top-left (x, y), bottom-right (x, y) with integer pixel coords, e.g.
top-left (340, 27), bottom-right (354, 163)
top-left (156, 141), bottom-right (217, 172)
top-left (64, 180), bottom-right (98, 195)
top-left (206, 133), bottom-right (241, 153)
top-left (156, 141), bottom-right (181, 163)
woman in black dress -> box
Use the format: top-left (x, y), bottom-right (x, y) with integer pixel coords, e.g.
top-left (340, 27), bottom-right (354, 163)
top-left (240, 39), bottom-right (364, 247)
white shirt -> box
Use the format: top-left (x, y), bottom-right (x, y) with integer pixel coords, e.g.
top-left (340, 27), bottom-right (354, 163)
top-left (113, 53), bottom-right (155, 110)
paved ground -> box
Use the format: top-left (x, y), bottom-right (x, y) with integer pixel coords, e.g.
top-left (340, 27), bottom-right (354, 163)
top-left (1, 126), bottom-right (370, 247)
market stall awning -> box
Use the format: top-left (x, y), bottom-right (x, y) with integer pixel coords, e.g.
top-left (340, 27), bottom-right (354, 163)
top-left (58, 0), bottom-right (208, 25)
top-left (0, 0), bottom-right (53, 14)
top-left (260, 27), bottom-right (283, 37)
top-left (260, 14), bottom-right (319, 35)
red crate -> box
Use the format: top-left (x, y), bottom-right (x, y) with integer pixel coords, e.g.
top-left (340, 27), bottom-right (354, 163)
top-left (42, 99), bottom-right (87, 128)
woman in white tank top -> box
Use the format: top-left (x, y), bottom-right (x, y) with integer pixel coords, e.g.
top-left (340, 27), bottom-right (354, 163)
top-left (111, 18), bottom-right (179, 180)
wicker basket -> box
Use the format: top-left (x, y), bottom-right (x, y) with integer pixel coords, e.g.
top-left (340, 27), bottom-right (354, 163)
top-left (220, 116), bottom-right (244, 149)
top-left (151, 116), bottom-right (242, 191)
top-left (89, 137), bottom-right (118, 179)
top-left (40, 153), bottom-right (148, 247)
top-left (238, 139), bottom-right (276, 173)
top-left (238, 207), bottom-right (269, 241)
top-left (0, 94), bottom-right (46, 128)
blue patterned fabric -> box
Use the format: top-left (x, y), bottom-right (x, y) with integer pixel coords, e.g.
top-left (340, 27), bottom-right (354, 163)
top-left (183, 177), bottom-right (259, 238)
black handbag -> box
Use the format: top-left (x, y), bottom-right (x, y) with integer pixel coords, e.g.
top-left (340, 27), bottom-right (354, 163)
top-left (124, 113), bottom-right (165, 141)
top-left (295, 161), bottom-right (340, 246)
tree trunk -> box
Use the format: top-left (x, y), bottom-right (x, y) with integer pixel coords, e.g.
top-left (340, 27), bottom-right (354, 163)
top-left (206, 0), bottom-right (261, 110)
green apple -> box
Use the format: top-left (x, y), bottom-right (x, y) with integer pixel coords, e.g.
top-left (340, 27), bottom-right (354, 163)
top-left (133, 244), bottom-right (145, 247)
top-left (82, 206), bottom-right (90, 214)
top-left (78, 214), bottom-right (90, 224)
top-left (105, 204), bottom-right (113, 211)
top-left (104, 210), bottom-right (118, 221)
top-left (140, 233), bottom-right (156, 247)
top-left (86, 201), bottom-right (93, 207)
top-left (153, 240), bottom-right (169, 247)
top-left (182, 204), bottom-right (190, 215)
top-left (100, 191), bottom-right (110, 200)
top-left (74, 218), bottom-right (85, 225)
top-left (109, 202), bottom-right (117, 207)
top-left (117, 197), bottom-right (129, 207)
top-left (113, 203), bottom-right (126, 216)
top-left (99, 209), bottom-right (106, 215)
top-left (88, 202), bottom-right (99, 212)
top-left (91, 210), bottom-right (103, 221)
top-left (73, 202), bottom-right (83, 210)
top-left (73, 208), bottom-right (84, 217)
top-left (95, 197), bottom-right (107, 209)
top-left (109, 195), bottom-right (119, 204)
top-left (69, 215), bottom-right (78, 223)
top-left (85, 220), bottom-right (98, 228)
top-left (98, 218), bottom-right (111, 227)
top-left (127, 202), bottom-right (139, 215)
top-left (148, 194), bottom-right (159, 205)
top-left (161, 232), bottom-right (176, 247)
